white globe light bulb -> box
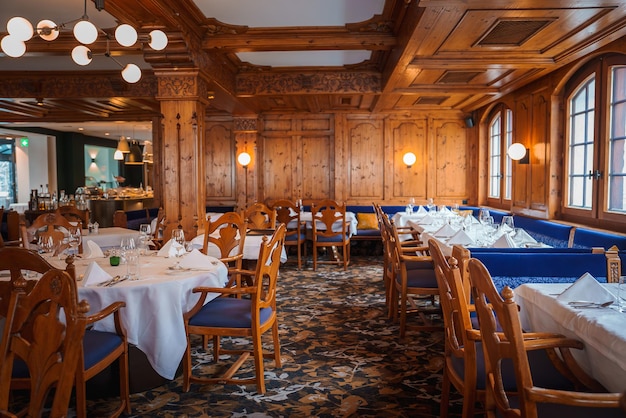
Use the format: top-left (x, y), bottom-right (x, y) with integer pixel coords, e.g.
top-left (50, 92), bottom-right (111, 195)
top-left (507, 143), bottom-right (527, 161)
top-left (1, 35), bottom-right (26, 57)
top-left (71, 45), bottom-right (92, 66)
top-left (7, 17), bottom-right (33, 41)
top-left (115, 24), bottom-right (137, 47)
top-left (73, 20), bottom-right (98, 44)
top-left (37, 20), bottom-right (59, 41)
top-left (121, 63), bottom-right (141, 83)
top-left (149, 30), bottom-right (168, 50)
top-left (238, 152), bottom-right (252, 167)
top-left (402, 152), bottom-right (417, 167)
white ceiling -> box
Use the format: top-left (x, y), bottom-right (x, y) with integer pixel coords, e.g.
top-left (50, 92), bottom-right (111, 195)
top-left (0, 0), bottom-right (385, 139)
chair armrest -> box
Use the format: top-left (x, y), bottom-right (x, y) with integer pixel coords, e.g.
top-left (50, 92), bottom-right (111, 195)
top-left (400, 254), bottom-right (432, 263)
top-left (522, 337), bottom-right (584, 351)
top-left (85, 301), bottom-right (126, 336)
top-left (526, 387), bottom-right (620, 408)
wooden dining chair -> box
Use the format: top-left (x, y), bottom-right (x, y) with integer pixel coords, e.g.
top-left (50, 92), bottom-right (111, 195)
top-left (272, 199), bottom-right (306, 269)
top-left (183, 224), bottom-right (286, 394)
top-left (388, 220), bottom-right (440, 337)
top-left (243, 202), bottom-right (277, 230)
top-left (26, 211), bottom-right (84, 254)
top-left (0, 247), bottom-right (131, 418)
top-left (57, 205), bottom-right (90, 226)
top-left (0, 257), bottom-right (88, 418)
top-left (468, 257), bottom-right (622, 418)
top-left (310, 199), bottom-right (350, 270)
top-left (201, 211), bottom-right (248, 287)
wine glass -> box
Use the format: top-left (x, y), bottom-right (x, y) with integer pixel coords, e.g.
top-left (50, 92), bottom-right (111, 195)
top-left (171, 229), bottom-right (186, 257)
top-left (120, 237), bottom-right (136, 263)
top-left (138, 223), bottom-right (152, 254)
top-left (67, 226), bottom-right (82, 255)
top-left (426, 197), bottom-right (435, 211)
top-left (478, 208), bottom-right (491, 224)
top-left (38, 235), bottom-right (54, 257)
top-left (501, 215), bottom-right (515, 231)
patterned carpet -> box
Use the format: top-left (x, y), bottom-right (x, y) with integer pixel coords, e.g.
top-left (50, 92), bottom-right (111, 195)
top-left (16, 251), bottom-right (465, 417)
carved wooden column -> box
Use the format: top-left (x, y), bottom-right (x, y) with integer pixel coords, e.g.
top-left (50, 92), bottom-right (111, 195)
top-left (234, 118), bottom-right (259, 210)
top-left (155, 70), bottom-right (209, 238)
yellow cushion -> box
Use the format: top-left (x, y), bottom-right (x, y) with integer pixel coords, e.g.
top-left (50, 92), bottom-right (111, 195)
top-left (357, 213), bottom-right (379, 230)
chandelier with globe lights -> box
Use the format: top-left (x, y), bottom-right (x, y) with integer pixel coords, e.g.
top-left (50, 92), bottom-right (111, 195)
top-left (0, 0), bottom-right (168, 83)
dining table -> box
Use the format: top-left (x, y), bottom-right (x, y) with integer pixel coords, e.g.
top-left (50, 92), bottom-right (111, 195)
top-left (49, 252), bottom-right (229, 380)
top-left (514, 283), bottom-right (626, 392)
top-left (190, 231), bottom-right (288, 263)
top-left (81, 226), bottom-right (142, 250)
top-left (299, 211), bottom-right (358, 237)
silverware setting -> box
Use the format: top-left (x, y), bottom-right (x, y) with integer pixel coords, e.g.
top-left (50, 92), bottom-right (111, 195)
top-left (98, 275), bottom-right (121, 287)
top-left (568, 300), bottom-right (614, 309)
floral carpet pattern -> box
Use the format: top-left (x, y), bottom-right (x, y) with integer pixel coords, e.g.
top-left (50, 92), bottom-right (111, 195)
top-left (22, 254), bottom-right (465, 417)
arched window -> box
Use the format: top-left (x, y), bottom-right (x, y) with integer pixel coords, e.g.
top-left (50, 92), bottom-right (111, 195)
top-left (563, 53), bottom-right (626, 225)
top-left (487, 105), bottom-right (513, 204)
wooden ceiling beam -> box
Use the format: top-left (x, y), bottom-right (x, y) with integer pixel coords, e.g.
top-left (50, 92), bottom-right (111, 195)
top-left (204, 30), bottom-right (396, 52)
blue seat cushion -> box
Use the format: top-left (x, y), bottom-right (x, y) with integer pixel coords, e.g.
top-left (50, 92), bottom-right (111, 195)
top-left (450, 342), bottom-right (576, 393)
top-left (396, 268), bottom-right (438, 288)
top-left (285, 232), bottom-right (307, 243)
top-left (83, 329), bottom-right (124, 370)
top-left (572, 227), bottom-right (626, 250)
top-left (316, 234), bottom-right (349, 243)
top-left (189, 298), bottom-right (273, 328)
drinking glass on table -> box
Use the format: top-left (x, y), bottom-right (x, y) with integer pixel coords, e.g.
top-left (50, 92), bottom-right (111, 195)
top-left (67, 226), bottom-right (82, 255)
top-left (38, 235), bottom-right (55, 257)
top-left (478, 208), bottom-right (491, 224)
top-left (171, 229), bottom-right (186, 257)
top-left (138, 223), bottom-right (152, 255)
top-left (120, 237), bottom-right (136, 263)
top-left (501, 215), bottom-right (515, 231)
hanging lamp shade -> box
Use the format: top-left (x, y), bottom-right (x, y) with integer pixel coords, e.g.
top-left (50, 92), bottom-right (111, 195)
top-left (125, 141), bottom-right (143, 165)
top-left (117, 136), bottom-right (130, 153)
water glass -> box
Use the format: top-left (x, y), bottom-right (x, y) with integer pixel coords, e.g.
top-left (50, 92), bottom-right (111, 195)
top-left (68, 226), bottom-right (82, 255)
top-left (138, 223), bottom-right (152, 254)
top-left (478, 208), bottom-right (491, 224)
top-left (618, 276), bottom-right (626, 313)
top-left (120, 237), bottom-right (136, 263)
top-left (126, 249), bottom-right (140, 280)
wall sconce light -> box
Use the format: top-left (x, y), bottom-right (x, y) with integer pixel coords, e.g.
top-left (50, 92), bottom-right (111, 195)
top-left (238, 152), bottom-right (252, 167)
top-left (403, 152), bottom-right (417, 168)
top-left (508, 143), bottom-right (529, 164)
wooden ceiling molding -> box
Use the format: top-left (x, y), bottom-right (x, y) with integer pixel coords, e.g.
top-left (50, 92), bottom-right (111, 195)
top-left (1, 0), bottom-right (626, 125)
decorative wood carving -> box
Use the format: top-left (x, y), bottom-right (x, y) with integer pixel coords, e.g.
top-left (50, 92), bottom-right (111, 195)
top-left (236, 72), bottom-right (381, 96)
top-left (234, 118), bottom-right (258, 132)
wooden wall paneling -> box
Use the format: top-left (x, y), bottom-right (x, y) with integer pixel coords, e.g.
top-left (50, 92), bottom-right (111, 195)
top-left (529, 91), bottom-right (550, 215)
top-left (433, 119), bottom-right (469, 204)
top-left (512, 97), bottom-right (531, 211)
top-left (262, 135), bottom-right (293, 202)
top-left (346, 118), bottom-right (384, 202)
top-left (390, 118), bottom-right (428, 203)
top-left (205, 122), bottom-right (236, 207)
top-left (160, 101), bottom-right (202, 237)
top-left (302, 134), bottom-right (333, 201)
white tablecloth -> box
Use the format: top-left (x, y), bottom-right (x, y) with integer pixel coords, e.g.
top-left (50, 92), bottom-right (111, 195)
top-left (391, 211), bottom-right (427, 228)
top-left (190, 233), bottom-right (288, 263)
top-left (514, 283), bottom-right (626, 392)
top-left (82, 227), bottom-right (142, 249)
top-left (52, 254), bottom-right (228, 380)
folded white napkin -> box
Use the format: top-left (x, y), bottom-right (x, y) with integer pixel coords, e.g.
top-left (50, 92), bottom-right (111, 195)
top-left (83, 261), bottom-right (113, 287)
top-left (157, 239), bottom-right (185, 257)
top-left (471, 216), bottom-right (481, 224)
top-left (179, 249), bottom-right (216, 270)
top-left (513, 229), bottom-right (537, 245)
top-left (499, 224), bottom-right (514, 233)
top-left (493, 233), bottom-right (517, 248)
top-left (439, 206), bottom-right (451, 214)
top-left (84, 239), bottom-right (105, 259)
top-left (557, 272), bottom-right (615, 304)
top-left (434, 223), bottom-right (458, 238)
top-left (420, 213), bottom-right (435, 225)
top-left (416, 205), bottom-right (427, 215)
top-left (447, 229), bottom-right (475, 246)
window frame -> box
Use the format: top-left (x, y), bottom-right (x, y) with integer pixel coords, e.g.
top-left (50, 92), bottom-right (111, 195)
top-left (486, 104), bottom-right (514, 208)
top-left (561, 53), bottom-right (626, 226)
